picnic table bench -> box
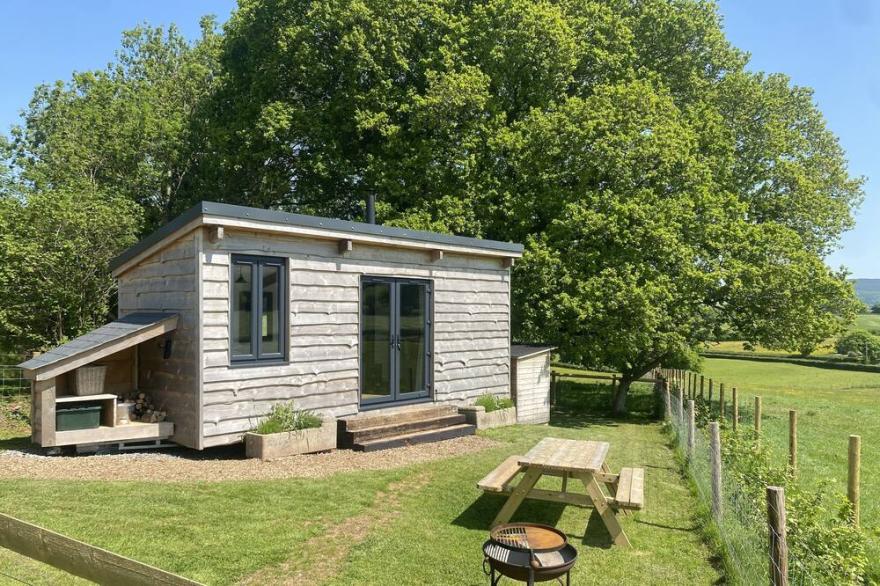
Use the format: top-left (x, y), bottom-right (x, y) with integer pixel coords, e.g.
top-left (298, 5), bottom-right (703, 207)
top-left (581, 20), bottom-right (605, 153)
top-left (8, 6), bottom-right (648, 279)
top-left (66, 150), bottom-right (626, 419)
top-left (477, 437), bottom-right (644, 547)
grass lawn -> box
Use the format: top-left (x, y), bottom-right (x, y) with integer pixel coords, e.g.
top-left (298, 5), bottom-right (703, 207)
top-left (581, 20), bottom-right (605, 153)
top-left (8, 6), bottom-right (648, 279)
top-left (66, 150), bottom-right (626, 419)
top-left (700, 357), bottom-right (880, 578)
top-left (0, 383), bottom-right (720, 585)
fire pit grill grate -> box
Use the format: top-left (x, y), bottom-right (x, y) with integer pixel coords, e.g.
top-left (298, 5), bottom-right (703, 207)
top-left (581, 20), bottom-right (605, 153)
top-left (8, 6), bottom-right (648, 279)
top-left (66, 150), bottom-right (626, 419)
top-left (483, 523), bottom-right (577, 585)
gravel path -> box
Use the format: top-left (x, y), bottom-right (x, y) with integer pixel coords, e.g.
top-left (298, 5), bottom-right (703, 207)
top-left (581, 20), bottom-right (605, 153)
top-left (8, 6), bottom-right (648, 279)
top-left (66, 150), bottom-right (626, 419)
top-left (0, 435), bottom-right (498, 483)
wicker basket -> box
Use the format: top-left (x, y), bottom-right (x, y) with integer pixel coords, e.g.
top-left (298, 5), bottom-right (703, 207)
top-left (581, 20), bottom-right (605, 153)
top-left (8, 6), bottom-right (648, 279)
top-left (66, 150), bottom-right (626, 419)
top-left (74, 365), bottom-right (107, 396)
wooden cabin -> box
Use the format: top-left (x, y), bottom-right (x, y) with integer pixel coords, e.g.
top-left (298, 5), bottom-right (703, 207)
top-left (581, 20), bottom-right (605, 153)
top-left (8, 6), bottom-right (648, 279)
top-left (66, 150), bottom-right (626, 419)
top-left (19, 202), bottom-right (523, 450)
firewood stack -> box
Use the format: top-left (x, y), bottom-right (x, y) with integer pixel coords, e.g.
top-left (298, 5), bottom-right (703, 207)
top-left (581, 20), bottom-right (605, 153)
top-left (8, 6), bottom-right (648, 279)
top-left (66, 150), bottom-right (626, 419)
top-left (128, 392), bottom-right (167, 423)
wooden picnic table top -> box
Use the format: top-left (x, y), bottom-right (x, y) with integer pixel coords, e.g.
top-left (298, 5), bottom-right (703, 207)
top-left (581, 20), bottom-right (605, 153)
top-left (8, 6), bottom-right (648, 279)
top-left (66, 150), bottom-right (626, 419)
top-left (517, 437), bottom-right (610, 474)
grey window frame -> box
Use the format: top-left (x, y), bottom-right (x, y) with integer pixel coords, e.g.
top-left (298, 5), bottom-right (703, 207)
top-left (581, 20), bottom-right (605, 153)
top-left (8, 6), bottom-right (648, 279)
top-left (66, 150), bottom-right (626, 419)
top-left (230, 254), bottom-right (288, 364)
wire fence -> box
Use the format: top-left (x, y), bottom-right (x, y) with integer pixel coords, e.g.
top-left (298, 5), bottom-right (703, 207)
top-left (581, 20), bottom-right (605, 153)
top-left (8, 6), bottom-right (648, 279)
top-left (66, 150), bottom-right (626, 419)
top-left (0, 364), bottom-right (28, 399)
top-left (662, 370), bottom-right (867, 586)
top-left (667, 386), bottom-right (769, 585)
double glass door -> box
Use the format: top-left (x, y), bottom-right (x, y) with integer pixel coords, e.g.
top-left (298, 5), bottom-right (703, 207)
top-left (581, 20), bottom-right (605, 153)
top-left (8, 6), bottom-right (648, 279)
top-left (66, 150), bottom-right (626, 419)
top-left (360, 277), bottom-right (432, 405)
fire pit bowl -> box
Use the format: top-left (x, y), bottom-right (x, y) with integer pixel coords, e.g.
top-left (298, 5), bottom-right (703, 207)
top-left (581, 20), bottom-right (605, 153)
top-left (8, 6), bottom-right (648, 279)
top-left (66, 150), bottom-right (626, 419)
top-left (482, 523), bottom-right (578, 585)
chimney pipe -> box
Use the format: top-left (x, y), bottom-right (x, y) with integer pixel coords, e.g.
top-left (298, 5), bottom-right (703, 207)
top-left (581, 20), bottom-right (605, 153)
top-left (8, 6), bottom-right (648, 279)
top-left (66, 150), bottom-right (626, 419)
top-left (366, 193), bottom-right (376, 224)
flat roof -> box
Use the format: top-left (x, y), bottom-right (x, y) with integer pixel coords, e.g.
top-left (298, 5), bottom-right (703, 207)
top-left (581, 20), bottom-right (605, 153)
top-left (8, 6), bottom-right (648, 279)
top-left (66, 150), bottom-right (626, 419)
top-left (110, 201), bottom-right (524, 273)
top-left (511, 345), bottom-right (556, 359)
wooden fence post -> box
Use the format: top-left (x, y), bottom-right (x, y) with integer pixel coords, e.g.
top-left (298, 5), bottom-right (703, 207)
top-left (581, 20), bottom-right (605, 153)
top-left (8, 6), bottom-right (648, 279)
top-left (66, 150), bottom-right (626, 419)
top-left (664, 380), bottom-right (671, 421)
top-left (700, 375), bottom-right (705, 399)
top-left (550, 372), bottom-right (557, 408)
top-left (732, 387), bottom-right (739, 432)
top-left (687, 400), bottom-right (695, 461)
top-left (710, 421), bottom-right (722, 518)
top-left (849, 435), bottom-right (861, 527)
top-left (709, 379), bottom-right (714, 406)
top-left (678, 383), bottom-right (685, 426)
top-left (789, 410), bottom-right (797, 477)
top-left (766, 486), bottom-right (789, 586)
top-left (754, 396), bottom-right (762, 436)
top-left (719, 383), bottom-right (725, 421)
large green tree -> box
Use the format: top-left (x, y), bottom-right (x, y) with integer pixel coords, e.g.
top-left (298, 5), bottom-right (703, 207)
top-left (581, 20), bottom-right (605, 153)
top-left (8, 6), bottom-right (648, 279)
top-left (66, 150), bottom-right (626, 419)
top-left (8, 18), bottom-right (221, 231)
top-left (0, 190), bottom-right (141, 352)
top-left (196, 0), bottom-right (861, 412)
top-left (1, 20), bottom-right (219, 349)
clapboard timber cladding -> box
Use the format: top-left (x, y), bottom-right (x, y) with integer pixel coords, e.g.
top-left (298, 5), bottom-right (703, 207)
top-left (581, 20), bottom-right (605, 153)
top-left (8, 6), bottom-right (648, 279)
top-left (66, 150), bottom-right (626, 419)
top-left (118, 234), bottom-right (200, 449)
top-left (199, 227), bottom-right (512, 446)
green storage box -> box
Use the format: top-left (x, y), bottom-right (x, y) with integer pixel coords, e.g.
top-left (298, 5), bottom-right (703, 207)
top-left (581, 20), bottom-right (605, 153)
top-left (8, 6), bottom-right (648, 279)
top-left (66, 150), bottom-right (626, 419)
top-left (56, 404), bottom-right (102, 431)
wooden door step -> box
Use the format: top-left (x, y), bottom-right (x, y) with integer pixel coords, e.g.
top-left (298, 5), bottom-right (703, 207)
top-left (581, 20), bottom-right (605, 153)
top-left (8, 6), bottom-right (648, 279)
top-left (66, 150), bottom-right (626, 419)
top-left (346, 413), bottom-right (467, 444)
top-left (352, 423), bottom-right (476, 452)
top-left (339, 405), bottom-right (459, 432)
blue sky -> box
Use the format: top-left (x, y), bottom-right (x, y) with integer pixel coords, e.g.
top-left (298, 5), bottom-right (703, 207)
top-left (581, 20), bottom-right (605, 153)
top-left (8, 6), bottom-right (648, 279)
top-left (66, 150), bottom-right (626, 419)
top-left (718, 0), bottom-right (878, 278)
top-left (0, 1), bottom-right (875, 277)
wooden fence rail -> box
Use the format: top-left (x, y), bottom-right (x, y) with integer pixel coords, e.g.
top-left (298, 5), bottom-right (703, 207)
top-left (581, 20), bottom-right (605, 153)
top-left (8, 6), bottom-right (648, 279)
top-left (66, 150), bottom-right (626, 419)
top-left (0, 513), bottom-right (202, 585)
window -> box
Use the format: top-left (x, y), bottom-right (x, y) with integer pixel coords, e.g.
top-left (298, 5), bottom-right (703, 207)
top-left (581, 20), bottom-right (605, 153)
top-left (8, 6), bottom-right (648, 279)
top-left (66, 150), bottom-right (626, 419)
top-left (230, 254), bottom-right (287, 363)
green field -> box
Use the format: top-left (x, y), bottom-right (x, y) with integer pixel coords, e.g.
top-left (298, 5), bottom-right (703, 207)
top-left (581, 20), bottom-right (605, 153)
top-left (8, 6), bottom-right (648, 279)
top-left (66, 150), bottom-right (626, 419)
top-left (855, 313), bottom-right (880, 334)
top-left (700, 357), bottom-right (880, 577)
top-left (0, 384), bottom-right (718, 585)
top-left (706, 340), bottom-right (836, 356)
top-left (703, 313), bottom-right (880, 360)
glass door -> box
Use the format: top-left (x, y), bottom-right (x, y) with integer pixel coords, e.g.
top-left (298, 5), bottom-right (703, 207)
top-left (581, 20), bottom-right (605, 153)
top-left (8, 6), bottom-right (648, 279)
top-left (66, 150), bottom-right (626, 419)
top-left (361, 280), bottom-right (394, 403)
top-left (360, 277), bottom-right (431, 406)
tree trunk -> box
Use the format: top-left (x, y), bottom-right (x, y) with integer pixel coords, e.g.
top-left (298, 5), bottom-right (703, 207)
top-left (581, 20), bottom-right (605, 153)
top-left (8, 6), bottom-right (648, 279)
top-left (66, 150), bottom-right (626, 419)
top-left (612, 375), bottom-right (634, 416)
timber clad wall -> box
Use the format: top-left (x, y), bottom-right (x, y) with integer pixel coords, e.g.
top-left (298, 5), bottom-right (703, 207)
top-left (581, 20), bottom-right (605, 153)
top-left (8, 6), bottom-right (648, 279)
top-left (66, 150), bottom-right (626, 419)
top-left (513, 352), bottom-right (552, 424)
top-left (200, 229), bottom-right (511, 447)
top-left (117, 234), bottom-right (200, 448)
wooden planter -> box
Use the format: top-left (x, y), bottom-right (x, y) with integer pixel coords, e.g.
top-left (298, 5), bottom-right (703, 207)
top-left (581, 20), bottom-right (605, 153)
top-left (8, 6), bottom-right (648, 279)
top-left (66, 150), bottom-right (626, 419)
top-left (459, 405), bottom-right (517, 430)
top-left (244, 420), bottom-right (336, 461)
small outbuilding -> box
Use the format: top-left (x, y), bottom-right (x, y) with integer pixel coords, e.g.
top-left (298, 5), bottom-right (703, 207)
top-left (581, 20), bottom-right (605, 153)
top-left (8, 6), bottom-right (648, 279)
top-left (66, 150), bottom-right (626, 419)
top-left (510, 345), bottom-right (555, 424)
top-left (19, 202), bottom-right (523, 450)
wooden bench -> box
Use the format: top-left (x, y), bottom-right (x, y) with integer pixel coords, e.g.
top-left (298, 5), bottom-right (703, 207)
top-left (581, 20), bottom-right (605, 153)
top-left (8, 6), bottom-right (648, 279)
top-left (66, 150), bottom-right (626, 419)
top-left (477, 455), bottom-right (523, 493)
top-left (613, 467), bottom-right (645, 510)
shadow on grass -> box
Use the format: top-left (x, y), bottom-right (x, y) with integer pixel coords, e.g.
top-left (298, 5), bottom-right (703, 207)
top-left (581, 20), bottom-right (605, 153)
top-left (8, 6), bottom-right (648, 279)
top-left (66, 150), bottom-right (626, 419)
top-left (453, 493), bottom-right (566, 532)
top-left (550, 380), bottom-right (658, 430)
top-left (0, 434), bottom-right (31, 451)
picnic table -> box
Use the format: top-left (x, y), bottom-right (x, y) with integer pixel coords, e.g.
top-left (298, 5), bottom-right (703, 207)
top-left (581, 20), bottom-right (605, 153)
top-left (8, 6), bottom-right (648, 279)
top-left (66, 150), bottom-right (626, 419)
top-left (477, 437), bottom-right (644, 548)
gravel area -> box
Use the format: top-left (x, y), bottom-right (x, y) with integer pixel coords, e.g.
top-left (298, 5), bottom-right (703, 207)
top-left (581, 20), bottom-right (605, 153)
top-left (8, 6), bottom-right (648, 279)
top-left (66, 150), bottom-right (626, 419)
top-left (0, 435), bottom-right (498, 483)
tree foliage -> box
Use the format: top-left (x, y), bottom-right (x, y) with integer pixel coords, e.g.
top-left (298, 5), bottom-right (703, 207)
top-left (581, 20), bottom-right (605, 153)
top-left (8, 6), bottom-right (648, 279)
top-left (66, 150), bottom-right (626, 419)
top-left (9, 19), bottom-right (221, 231)
top-left (0, 191), bottom-right (141, 351)
top-left (836, 330), bottom-right (880, 364)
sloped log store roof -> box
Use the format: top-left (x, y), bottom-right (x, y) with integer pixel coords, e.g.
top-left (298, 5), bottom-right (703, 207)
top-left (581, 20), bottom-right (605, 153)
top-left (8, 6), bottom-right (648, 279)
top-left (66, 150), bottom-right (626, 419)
top-left (18, 313), bottom-right (178, 381)
top-left (110, 201), bottom-right (524, 276)
top-left (511, 345), bottom-right (556, 360)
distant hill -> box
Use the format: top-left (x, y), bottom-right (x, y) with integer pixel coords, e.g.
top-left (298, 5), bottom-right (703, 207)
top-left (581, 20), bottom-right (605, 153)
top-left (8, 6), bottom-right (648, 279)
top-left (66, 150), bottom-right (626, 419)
top-left (853, 279), bottom-right (880, 307)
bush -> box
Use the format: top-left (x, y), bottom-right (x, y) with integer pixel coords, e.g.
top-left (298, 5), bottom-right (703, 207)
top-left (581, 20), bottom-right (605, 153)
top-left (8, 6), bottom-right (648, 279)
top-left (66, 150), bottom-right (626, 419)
top-left (252, 402), bottom-right (322, 435)
top-left (474, 394), bottom-right (514, 413)
top-left (835, 329), bottom-right (880, 363)
top-left (720, 429), bottom-right (867, 584)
